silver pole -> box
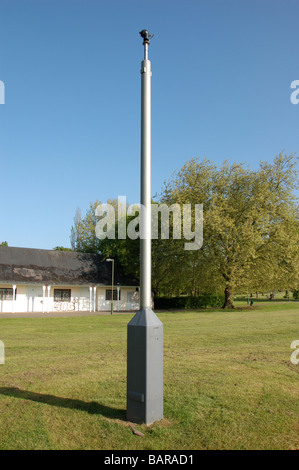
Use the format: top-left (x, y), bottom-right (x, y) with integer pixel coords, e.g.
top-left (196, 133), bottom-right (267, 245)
top-left (127, 30), bottom-right (163, 426)
top-left (140, 32), bottom-right (152, 309)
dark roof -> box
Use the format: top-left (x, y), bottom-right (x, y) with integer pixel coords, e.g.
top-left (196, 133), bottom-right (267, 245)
top-left (0, 246), bottom-right (136, 286)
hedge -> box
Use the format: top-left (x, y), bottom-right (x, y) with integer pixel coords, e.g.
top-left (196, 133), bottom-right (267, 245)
top-left (154, 294), bottom-right (225, 310)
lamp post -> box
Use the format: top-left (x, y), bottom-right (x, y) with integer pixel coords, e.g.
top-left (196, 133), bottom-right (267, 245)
top-left (106, 258), bottom-right (114, 315)
top-left (126, 30), bottom-right (163, 425)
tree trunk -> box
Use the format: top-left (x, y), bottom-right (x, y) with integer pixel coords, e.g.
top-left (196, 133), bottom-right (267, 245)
top-left (222, 285), bottom-right (234, 309)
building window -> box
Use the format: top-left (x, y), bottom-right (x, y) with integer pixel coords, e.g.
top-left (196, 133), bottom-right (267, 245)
top-left (0, 288), bottom-right (17, 300)
top-left (54, 289), bottom-right (71, 302)
top-left (105, 289), bottom-right (120, 301)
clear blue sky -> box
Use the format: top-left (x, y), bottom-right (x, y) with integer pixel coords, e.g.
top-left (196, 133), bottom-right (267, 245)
top-left (0, 0), bottom-right (298, 249)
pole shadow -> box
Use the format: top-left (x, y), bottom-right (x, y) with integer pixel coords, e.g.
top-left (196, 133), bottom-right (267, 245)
top-left (0, 387), bottom-right (126, 420)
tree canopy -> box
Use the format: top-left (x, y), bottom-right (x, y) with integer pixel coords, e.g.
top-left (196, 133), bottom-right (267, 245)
top-left (157, 153), bottom-right (298, 306)
top-left (70, 153), bottom-right (299, 308)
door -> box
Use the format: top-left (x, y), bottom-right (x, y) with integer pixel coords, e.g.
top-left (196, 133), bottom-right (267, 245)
top-left (26, 286), bottom-right (43, 312)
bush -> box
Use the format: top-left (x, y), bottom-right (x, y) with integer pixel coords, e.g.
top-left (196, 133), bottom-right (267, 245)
top-left (154, 294), bottom-right (225, 310)
top-left (293, 290), bottom-right (299, 300)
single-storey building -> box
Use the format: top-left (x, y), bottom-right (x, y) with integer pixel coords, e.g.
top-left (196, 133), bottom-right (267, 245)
top-left (0, 246), bottom-right (140, 314)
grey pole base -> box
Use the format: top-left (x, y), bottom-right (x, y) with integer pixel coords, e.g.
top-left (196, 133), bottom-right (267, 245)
top-left (127, 307), bottom-right (163, 425)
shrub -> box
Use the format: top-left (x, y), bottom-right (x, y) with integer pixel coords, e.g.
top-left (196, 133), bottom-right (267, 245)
top-left (154, 294), bottom-right (225, 310)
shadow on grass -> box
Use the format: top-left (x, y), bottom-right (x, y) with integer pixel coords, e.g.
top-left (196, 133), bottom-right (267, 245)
top-left (0, 387), bottom-right (126, 420)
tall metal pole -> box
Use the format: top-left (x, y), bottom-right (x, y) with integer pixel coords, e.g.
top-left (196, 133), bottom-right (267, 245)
top-left (127, 30), bottom-right (163, 425)
top-left (140, 31), bottom-right (152, 311)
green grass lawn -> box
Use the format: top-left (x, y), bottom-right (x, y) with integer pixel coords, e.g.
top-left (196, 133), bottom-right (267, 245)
top-left (0, 301), bottom-right (298, 450)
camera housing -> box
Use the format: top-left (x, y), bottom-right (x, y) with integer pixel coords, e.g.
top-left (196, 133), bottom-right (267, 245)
top-left (139, 30), bottom-right (151, 43)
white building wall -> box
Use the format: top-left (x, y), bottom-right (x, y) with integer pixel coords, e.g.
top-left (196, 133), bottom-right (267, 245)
top-left (96, 286), bottom-right (139, 312)
top-left (79, 287), bottom-right (90, 311)
top-left (50, 285), bottom-right (82, 312)
top-left (0, 284), bottom-right (27, 313)
top-left (0, 284), bottom-right (140, 313)
top-left (26, 285), bottom-right (43, 312)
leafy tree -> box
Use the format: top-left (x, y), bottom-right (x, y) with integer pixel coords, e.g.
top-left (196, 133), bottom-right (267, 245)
top-left (0, 241), bottom-right (8, 246)
top-left (70, 199), bottom-right (140, 279)
top-left (70, 201), bottom-right (102, 253)
top-left (70, 207), bottom-right (82, 251)
top-left (158, 153), bottom-right (299, 308)
top-left (99, 220), bottom-right (140, 280)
